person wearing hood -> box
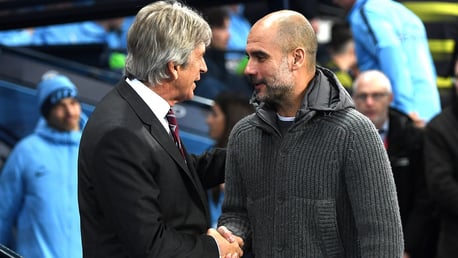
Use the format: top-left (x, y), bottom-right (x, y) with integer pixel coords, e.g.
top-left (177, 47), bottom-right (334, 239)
top-left (0, 71), bottom-right (87, 258)
top-left (217, 10), bottom-right (404, 257)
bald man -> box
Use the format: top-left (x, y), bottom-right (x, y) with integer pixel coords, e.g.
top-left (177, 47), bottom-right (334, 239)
top-left (217, 10), bottom-right (403, 257)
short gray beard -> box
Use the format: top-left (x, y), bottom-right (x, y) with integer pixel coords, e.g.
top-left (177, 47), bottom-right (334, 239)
top-left (259, 57), bottom-right (294, 106)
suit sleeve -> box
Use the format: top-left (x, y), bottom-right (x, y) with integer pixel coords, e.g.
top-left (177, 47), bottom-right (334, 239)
top-left (191, 148), bottom-right (226, 189)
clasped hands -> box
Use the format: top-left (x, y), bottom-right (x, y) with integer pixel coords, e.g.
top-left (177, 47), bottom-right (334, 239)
top-left (207, 226), bottom-right (244, 258)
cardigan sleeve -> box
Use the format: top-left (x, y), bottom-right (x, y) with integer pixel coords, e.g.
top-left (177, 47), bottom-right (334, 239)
top-left (217, 126), bottom-right (252, 244)
top-left (344, 118), bottom-right (404, 257)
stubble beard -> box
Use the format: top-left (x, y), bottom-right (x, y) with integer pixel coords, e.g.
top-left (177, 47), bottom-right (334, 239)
top-left (256, 59), bottom-right (294, 107)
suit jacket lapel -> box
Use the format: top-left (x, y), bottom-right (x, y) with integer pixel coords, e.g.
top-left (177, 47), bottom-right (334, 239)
top-left (116, 80), bottom-right (208, 208)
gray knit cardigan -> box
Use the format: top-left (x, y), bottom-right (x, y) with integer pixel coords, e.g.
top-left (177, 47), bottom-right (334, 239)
top-left (219, 67), bottom-right (404, 258)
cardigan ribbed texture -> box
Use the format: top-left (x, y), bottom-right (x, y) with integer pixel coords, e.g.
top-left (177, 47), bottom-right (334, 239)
top-left (219, 66), bottom-right (404, 257)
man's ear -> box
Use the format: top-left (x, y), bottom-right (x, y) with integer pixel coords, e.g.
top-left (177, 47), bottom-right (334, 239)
top-left (388, 92), bottom-right (394, 103)
top-left (167, 61), bottom-right (179, 80)
top-left (292, 47), bottom-right (306, 69)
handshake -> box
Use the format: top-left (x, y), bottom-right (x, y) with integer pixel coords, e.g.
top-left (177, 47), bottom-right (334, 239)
top-left (207, 226), bottom-right (244, 258)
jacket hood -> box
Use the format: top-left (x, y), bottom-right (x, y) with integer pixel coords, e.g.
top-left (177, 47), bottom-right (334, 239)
top-left (251, 66), bottom-right (354, 118)
top-left (299, 66), bottom-right (354, 114)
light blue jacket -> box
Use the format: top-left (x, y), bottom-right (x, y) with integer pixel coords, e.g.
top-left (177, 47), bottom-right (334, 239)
top-left (348, 0), bottom-right (441, 122)
top-left (0, 114), bottom-right (87, 258)
top-left (33, 21), bottom-right (123, 49)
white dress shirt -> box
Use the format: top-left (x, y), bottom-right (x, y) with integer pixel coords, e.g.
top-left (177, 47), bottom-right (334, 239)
top-left (125, 77), bottom-right (171, 134)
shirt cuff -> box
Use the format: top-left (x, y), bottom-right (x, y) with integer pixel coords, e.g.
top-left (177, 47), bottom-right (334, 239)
top-left (208, 235), bottom-right (221, 258)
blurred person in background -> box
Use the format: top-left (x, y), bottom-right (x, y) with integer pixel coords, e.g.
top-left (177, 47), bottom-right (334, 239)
top-left (334, 0), bottom-right (441, 126)
top-left (206, 91), bottom-right (255, 229)
top-left (0, 28), bottom-right (36, 46)
top-left (401, 0), bottom-right (457, 106)
top-left (424, 59), bottom-right (458, 258)
top-left (32, 18), bottom-right (124, 49)
top-left (225, 4), bottom-right (252, 68)
top-left (324, 20), bottom-right (358, 93)
top-left (353, 70), bottom-right (439, 258)
top-left (195, 6), bottom-right (251, 99)
top-left (0, 71), bottom-right (86, 258)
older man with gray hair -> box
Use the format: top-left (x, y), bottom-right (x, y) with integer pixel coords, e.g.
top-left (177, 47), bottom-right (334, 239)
top-left (78, 1), bottom-right (242, 257)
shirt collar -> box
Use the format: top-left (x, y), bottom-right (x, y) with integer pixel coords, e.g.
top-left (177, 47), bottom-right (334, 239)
top-left (378, 119), bottom-right (389, 139)
top-left (125, 77), bottom-right (170, 132)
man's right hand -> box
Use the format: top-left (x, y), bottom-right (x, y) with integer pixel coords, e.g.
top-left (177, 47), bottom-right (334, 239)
top-left (217, 226), bottom-right (244, 248)
top-left (207, 228), bottom-right (243, 258)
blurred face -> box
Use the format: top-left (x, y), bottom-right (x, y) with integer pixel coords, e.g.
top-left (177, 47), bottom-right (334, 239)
top-left (244, 27), bottom-right (295, 105)
top-left (174, 43), bottom-right (208, 101)
top-left (353, 80), bottom-right (392, 129)
top-left (47, 97), bottom-right (81, 131)
top-left (206, 103), bottom-right (225, 141)
top-left (211, 18), bottom-right (230, 50)
top-left (344, 41), bottom-right (357, 70)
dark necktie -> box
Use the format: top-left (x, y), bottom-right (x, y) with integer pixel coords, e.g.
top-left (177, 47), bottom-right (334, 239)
top-left (166, 108), bottom-right (185, 159)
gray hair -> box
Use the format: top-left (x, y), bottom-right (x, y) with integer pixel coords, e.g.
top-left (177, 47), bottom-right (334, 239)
top-left (353, 70), bottom-right (392, 93)
top-left (124, 0), bottom-right (211, 85)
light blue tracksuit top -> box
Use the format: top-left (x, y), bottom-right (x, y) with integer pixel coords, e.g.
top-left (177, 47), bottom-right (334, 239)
top-left (348, 0), bottom-right (441, 122)
top-left (0, 115), bottom-right (87, 258)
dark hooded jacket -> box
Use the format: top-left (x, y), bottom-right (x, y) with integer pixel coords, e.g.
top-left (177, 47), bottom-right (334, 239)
top-left (219, 66), bottom-right (404, 257)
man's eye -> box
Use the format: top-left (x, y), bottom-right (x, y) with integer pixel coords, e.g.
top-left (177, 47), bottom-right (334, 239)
top-left (255, 55), bottom-right (267, 62)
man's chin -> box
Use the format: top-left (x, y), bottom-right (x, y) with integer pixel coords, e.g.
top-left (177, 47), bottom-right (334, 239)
top-left (254, 92), bottom-right (265, 102)
top-left (61, 124), bottom-right (79, 132)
